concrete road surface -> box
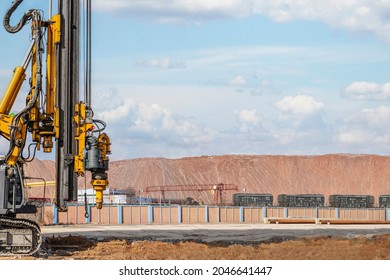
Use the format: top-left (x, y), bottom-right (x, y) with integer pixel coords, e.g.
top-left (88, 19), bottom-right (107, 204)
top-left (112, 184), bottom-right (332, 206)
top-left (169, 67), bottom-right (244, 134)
top-left (41, 224), bottom-right (390, 244)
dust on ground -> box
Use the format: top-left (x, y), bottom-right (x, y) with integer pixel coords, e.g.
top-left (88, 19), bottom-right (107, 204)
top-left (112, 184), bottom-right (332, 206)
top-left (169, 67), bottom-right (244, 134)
top-left (3, 234), bottom-right (390, 260)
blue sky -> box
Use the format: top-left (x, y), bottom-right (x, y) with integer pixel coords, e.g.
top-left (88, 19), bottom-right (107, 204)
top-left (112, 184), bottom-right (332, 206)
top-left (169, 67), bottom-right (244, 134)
top-left (1, 1), bottom-right (390, 160)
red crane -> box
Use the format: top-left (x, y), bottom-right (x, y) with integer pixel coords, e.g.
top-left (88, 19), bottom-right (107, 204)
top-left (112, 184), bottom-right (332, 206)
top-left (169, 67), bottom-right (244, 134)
top-left (145, 183), bottom-right (238, 205)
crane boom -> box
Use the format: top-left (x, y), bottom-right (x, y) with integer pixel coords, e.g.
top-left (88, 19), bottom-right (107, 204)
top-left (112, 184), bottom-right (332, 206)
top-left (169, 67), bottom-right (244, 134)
top-left (146, 184), bottom-right (239, 205)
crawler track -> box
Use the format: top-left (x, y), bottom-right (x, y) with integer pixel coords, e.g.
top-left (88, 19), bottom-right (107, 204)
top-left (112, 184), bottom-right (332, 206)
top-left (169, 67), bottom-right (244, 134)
top-left (0, 216), bottom-right (42, 256)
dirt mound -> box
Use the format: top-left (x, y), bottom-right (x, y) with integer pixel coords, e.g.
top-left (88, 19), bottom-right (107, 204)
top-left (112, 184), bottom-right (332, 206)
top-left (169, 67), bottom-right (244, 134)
top-left (3, 234), bottom-right (390, 260)
top-left (25, 154), bottom-right (390, 205)
top-left (45, 235), bottom-right (92, 248)
top-left (64, 234), bottom-right (390, 260)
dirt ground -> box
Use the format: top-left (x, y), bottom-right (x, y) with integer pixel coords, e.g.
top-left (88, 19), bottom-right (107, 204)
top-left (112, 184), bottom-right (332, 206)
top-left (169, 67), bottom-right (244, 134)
top-left (3, 233), bottom-right (390, 260)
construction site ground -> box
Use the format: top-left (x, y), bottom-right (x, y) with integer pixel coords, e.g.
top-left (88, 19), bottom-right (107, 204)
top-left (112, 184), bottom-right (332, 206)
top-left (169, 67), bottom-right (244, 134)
top-left (2, 224), bottom-right (390, 260)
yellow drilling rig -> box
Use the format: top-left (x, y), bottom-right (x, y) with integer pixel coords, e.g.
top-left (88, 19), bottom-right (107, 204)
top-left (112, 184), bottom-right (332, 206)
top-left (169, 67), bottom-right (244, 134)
top-left (0, 0), bottom-right (110, 255)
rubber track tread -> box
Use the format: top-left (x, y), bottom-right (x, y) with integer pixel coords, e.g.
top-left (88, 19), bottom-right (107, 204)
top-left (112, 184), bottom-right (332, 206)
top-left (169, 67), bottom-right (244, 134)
top-left (0, 216), bottom-right (42, 256)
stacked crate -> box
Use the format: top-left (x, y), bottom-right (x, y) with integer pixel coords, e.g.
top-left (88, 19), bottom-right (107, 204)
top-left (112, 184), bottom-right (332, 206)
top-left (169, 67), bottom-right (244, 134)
top-left (232, 193), bottom-right (273, 207)
top-left (328, 195), bottom-right (375, 208)
top-left (277, 194), bottom-right (325, 207)
top-left (378, 195), bottom-right (390, 208)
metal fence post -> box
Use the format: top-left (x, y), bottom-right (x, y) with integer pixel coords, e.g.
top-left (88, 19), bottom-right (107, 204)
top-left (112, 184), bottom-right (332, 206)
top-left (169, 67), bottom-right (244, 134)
top-left (205, 206), bottom-right (209, 223)
top-left (138, 206), bottom-right (142, 224)
top-left (148, 205), bottom-right (153, 224)
top-left (52, 204), bottom-right (58, 225)
top-left (118, 205), bottom-right (123, 224)
top-left (240, 207), bottom-right (244, 223)
top-left (178, 205), bottom-right (182, 224)
top-left (75, 204), bottom-right (78, 224)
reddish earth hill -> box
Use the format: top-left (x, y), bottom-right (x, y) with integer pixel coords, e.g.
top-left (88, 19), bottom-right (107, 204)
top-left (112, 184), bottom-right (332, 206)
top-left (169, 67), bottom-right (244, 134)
top-left (24, 154), bottom-right (390, 205)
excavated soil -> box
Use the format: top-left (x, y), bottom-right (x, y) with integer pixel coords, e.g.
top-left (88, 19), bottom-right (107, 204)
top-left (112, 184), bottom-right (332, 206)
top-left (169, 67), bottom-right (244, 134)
top-left (3, 234), bottom-right (390, 260)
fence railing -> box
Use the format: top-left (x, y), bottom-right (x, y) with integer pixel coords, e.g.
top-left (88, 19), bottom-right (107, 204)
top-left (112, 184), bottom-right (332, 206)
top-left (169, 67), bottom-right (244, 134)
top-left (30, 204), bottom-right (390, 225)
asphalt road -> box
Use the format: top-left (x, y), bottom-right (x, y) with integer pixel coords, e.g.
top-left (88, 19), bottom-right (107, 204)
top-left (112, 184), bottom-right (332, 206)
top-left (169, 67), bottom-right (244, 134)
top-left (41, 223), bottom-right (390, 244)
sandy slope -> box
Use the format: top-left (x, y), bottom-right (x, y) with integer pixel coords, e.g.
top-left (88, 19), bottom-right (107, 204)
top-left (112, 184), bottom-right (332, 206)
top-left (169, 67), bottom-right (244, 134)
top-left (25, 154), bottom-right (390, 205)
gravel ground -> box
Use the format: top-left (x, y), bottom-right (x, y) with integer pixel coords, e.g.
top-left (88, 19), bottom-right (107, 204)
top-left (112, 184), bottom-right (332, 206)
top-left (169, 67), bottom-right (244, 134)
top-left (2, 224), bottom-right (390, 260)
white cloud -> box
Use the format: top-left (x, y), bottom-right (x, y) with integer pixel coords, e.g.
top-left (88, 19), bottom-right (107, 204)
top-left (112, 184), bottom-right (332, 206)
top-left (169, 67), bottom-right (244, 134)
top-left (272, 95), bottom-right (327, 144)
top-left (359, 106), bottom-right (390, 126)
top-left (336, 106), bottom-right (390, 147)
top-left (136, 58), bottom-right (186, 69)
top-left (93, 88), bottom-right (217, 159)
top-left (274, 95), bottom-right (325, 115)
top-left (253, 1), bottom-right (390, 41)
top-left (94, 88), bottom-right (136, 122)
top-left (337, 130), bottom-right (372, 145)
top-left (95, 0), bottom-right (390, 41)
top-left (99, 98), bottom-right (203, 136)
top-left (228, 75), bottom-right (246, 87)
top-left (336, 129), bottom-right (390, 146)
top-left (343, 81), bottom-right (390, 100)
top-left (236, 109), bottom-right (261, 124)
top-left (230, 104), bottom-right (330, 152)
top-left (235, 109), bottom-right (262, 133)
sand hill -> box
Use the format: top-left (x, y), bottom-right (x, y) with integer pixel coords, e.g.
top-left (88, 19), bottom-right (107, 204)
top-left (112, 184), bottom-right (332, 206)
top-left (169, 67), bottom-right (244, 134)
top-left (23, 154), bottom-right (390, 205)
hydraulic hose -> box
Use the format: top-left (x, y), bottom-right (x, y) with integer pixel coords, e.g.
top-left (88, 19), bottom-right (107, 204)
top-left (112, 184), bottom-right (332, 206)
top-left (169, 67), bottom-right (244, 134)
top-left (3, 0), bottom-right (33, 33)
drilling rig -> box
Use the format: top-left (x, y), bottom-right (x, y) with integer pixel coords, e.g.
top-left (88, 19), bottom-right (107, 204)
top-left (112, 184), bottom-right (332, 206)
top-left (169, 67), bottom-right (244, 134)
top-left (0, 0), bottom-right (110, 255)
